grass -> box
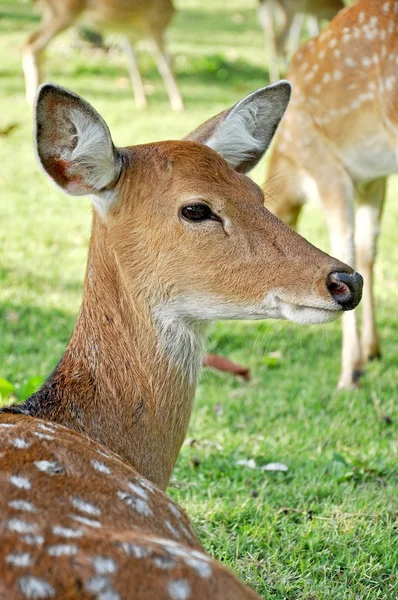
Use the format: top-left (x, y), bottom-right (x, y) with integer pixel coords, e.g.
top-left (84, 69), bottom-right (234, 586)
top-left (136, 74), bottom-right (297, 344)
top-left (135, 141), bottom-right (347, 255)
top-left (0, 0), bottom-right (397, 597)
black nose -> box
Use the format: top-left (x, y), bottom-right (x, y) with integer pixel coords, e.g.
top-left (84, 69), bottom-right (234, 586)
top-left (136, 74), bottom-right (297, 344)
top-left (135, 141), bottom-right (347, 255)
top-left (327, 271), bottom-right (363, 310)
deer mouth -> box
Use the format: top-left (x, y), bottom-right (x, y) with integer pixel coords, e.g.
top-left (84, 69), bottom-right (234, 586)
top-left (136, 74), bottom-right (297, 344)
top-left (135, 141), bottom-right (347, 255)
top-left (278, 300), bottom-right (341, 325)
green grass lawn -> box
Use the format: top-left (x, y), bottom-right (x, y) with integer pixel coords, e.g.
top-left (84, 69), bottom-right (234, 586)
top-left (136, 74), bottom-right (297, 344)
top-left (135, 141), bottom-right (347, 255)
top-left (0, 1), bottom-right (397, 598)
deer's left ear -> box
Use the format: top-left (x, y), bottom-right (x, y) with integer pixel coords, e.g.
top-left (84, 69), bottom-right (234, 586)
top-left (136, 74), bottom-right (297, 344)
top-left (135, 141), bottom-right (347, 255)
top-left (185, 81), bottom-right (291, 173)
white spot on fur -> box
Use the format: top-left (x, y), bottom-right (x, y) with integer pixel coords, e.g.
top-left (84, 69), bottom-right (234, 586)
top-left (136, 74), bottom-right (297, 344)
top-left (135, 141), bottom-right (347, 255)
top-left (22, 535), bottom-right (44, 545)
top-left (85, 576), bottom-right (120, 600)
top-left (12, 437), bottom-right (30, 449)
top-left (72, 497), bottom-right (101, 516)
top-left (184, 556), bottom-right (212, 578)
top-left (333, 70), bottom-right (342, 81)
top-left (18, 576), bottom-right (55, 599)
top-left (9, 500), bottom-right (37, 512)
top-left (0, 423), bottom-right (15, 428)
top-left (168, 503), bottom-right (182, 519)
top-left (47, 544), bottom-right (79, 557)
top-left (127, 482), bottom-right (148, 500)
top-left (33, 432), bottom-right (54, 441)
top-left (10, 475), bottom-right (31, 489)
top-left (180, 523), bottom-right (194, 540)
top-left (382, 1), bottom-right (390, 12)
top-left (6, 518), bottom-right (38, 534)
top-left (165, 520), bottom-right (180, 538)
top-left (69, 514), bottom-right (102, 528)
top-left (37, 423), bottom-right (57, 433)
top-left (35, 460), bottom-right (64, 475)
top-left (6, 552), bottom-right (32, 567)
top-left (361, 57), bottom-right (372, 67)
top-left (92, 556), bottom-right (117, 574)
top-left (167, 579), bottom-right (191, 600)
top-left (117, 491), bottom-right (152, 516)
top-left (138, 478), bottom-right (156, 492)
top-left (91, 459), bottom-right (111, 475)
top-left (344, 57), bottom-right (356, 67)
top-left (52, 525), bottom-right (84, 538)
top-left (121, 543), bottom-right (150, 558)
top-left (153, 555), bottom-right (177, 570)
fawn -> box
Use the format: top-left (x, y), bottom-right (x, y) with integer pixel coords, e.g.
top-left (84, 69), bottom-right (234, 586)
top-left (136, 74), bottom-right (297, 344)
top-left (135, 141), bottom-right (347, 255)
top-left (0, 82), bottom-right (362, 598)
top-left (23, 0), bottom-right (183, 111)
top-left (266, 0), bottom-right (397, 388)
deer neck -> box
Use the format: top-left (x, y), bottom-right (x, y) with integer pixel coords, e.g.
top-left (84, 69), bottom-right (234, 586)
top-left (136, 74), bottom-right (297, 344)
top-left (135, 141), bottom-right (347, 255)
top-left (24, 215), bottom-right (207, 490)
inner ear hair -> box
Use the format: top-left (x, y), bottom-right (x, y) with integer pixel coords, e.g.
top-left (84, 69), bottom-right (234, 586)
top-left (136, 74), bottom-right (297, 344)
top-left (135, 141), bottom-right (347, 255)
top-left (35, 83), bottom-right (121, 199)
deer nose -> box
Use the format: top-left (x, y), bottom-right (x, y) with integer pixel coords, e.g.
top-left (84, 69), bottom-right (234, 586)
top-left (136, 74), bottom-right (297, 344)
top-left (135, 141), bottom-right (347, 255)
top-left (327, 271), bottom-right (363, 311)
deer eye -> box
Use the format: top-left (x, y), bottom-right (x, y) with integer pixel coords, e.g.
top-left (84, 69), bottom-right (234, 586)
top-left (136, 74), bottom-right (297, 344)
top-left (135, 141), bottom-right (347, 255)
top-left (180, 203), bottom-right (219, 222)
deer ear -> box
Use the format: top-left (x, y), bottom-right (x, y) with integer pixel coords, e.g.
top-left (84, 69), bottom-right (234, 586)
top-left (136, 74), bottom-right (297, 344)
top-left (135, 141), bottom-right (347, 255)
top-left (185, 81), bottom-right (291, 173)
top-left (35, 83), bottom-right (122, 210)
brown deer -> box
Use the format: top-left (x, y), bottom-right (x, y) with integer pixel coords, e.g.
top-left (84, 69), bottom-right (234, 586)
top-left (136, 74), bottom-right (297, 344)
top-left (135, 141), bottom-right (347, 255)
top-left (258, 0), bottom-right (344, 81)
top-left (23, 0), bottom-right (183, 111)
top-left (266, 0), bottom-right (397, 388)
top-left (0, 82), bottom-right (362, 598)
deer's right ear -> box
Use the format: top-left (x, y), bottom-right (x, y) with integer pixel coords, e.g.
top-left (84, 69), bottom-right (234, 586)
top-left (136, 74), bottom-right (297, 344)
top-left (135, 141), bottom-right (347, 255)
top-left (185, 82), bottom-right (291, 173)
top-left (35, 83), bottom-right (122, 211)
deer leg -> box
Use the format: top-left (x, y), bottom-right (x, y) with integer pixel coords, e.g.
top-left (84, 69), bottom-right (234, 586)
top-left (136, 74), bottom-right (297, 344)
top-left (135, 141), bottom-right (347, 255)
top-left (258, 0), bottom-right (280, 81)
top-left (23, 18), bottom-right (71, 106)
top-left (306, 15), bottom-right (320, 38)
top-left (149, 34), bottom-right (183, 112)
top-left (286, 13), bottom-right (304, 57)
top-left (120, 37), bottom-right (148, 110)
top-left (321, 177), bottom-right (362, 389)
top-left (355, 178), bottom-right (386, 362)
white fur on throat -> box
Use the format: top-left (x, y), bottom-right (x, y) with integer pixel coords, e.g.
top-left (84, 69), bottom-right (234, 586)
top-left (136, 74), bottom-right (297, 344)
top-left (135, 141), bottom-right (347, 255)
top-left (154, 290), bottom-right (342, 376)
top-left (153, 293), bottom-right (281, 380)
top-left (153, 305), bottom-right (208, 384)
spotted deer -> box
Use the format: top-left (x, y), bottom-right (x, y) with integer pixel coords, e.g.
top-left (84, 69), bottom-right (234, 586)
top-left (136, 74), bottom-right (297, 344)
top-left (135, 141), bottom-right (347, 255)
top-left (23, 0), bottom-right (183, 111)
top-left (266, 0), bottom-right (397, 389)
top-left (258, 0), bottom-right (344, 82)
top-left (0, 82), bottom-right (362, 599)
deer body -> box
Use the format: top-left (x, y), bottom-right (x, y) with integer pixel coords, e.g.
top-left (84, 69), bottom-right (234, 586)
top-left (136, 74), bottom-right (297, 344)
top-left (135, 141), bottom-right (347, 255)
top-left (0, 83), bottom-right (362, 597)
top-left (266, 0), bottom-right (397, 388)
top-left (24, 0), bottom-right (183, 111)
top-left (258, 0), bottom-right (344, 81)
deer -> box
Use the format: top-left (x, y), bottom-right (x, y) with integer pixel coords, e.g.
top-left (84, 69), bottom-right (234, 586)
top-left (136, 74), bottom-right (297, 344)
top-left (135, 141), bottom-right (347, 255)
top-left (258, 0), bottom-right (344, 81)
top-left (0, 81), bottom-right (363, 598)
top-left (265, 0), bottom-right (398, 389)
top-left (23, 0), bottom-right (183, 112)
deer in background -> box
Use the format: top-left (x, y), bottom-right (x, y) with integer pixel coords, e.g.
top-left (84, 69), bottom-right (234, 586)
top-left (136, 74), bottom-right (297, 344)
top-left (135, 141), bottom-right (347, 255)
top-left (266, 0), bottom-right (397, 389)
top-left (0, 82), bottom-right (362, 598)
top-left (258, 0), bottom-right (344, 81)
top-left (23, 0), bottom-right (183, 111)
